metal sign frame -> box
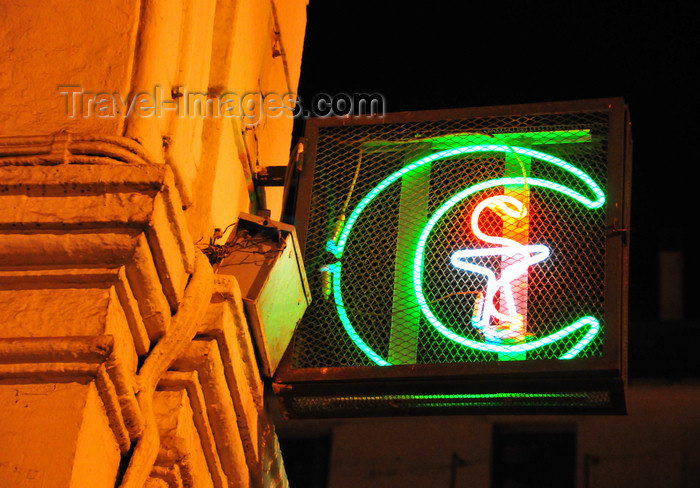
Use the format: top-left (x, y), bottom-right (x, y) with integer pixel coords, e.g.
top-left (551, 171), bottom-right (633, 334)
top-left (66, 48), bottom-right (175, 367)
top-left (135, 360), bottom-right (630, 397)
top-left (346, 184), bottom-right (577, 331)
top-left (274, 98), bottom-right (631, 417)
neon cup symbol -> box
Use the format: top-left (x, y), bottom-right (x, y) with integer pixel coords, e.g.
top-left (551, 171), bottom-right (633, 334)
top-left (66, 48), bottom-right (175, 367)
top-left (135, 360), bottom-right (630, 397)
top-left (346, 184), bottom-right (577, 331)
top-left (450, 195), bottom-right (550, 344)
top-left (325, 144), bottom-right (605, 366)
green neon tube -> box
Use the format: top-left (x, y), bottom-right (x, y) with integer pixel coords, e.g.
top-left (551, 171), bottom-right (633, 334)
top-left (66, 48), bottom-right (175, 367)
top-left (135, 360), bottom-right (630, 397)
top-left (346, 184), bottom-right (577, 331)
top-left (325, 392), bottom-right (590, 401)
top-left (327, 145), bottom-right (605, 366)
top-left (331, 261), bottom-right (391, 366)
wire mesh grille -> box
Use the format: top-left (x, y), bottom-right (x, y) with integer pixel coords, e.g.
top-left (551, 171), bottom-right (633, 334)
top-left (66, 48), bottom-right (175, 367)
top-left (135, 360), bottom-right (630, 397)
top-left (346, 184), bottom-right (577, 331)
top-left (288, 390), bottom-right (613, 416)
top-left (293, 109), bottom-right (609, 369)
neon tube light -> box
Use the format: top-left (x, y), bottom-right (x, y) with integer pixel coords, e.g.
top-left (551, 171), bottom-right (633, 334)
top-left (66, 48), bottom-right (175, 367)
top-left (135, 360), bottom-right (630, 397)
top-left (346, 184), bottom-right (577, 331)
top-left (325, 145), bottom-right (605, 366)
top-left (450, 194), bottom-right (550, 343)
top-left (320, 392), bottom-right (591, 401)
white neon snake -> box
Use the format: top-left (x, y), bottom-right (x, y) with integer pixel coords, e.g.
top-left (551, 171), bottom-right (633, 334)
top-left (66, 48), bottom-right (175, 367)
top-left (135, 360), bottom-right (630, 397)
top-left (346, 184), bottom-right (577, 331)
top-left (450, 195), bottom-right (550, 343)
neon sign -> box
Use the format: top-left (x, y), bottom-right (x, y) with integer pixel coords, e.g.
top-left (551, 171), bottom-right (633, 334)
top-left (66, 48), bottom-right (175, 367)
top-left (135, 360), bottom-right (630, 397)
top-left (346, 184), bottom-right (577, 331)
top-left (324, 145), bottom-right (605, 367)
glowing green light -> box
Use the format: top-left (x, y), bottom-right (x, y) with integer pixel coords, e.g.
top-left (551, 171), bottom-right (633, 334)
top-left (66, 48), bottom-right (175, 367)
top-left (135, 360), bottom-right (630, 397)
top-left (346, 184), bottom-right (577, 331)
top-left (326, 144), bottom-right (605, 366)
top-left (343, 392), bottom-right (589, 401)
top-left (331, 262), bottom-right (391, 366)
top-left (299, 391), bottom-right (607, 410)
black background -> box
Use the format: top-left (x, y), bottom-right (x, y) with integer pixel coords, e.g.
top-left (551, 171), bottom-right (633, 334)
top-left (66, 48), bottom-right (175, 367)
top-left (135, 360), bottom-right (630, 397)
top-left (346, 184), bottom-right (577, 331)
top-left (293, 0), bottom-right (699, 332)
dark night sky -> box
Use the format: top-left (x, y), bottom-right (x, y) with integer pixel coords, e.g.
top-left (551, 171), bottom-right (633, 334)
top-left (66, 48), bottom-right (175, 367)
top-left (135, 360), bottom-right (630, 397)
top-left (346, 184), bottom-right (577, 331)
top-left (294, 1), bottom-right (700, 327)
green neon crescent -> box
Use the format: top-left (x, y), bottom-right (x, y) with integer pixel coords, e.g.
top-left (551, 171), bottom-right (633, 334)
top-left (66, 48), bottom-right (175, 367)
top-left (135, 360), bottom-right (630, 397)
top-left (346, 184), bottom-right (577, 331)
top-left (325, 145), bottom-right (605, 366)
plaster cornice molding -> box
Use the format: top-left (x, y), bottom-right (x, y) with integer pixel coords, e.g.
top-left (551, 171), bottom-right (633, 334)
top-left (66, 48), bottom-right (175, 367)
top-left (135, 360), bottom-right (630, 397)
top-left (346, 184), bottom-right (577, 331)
top-left (0, 133), bottom-right (286, 488)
